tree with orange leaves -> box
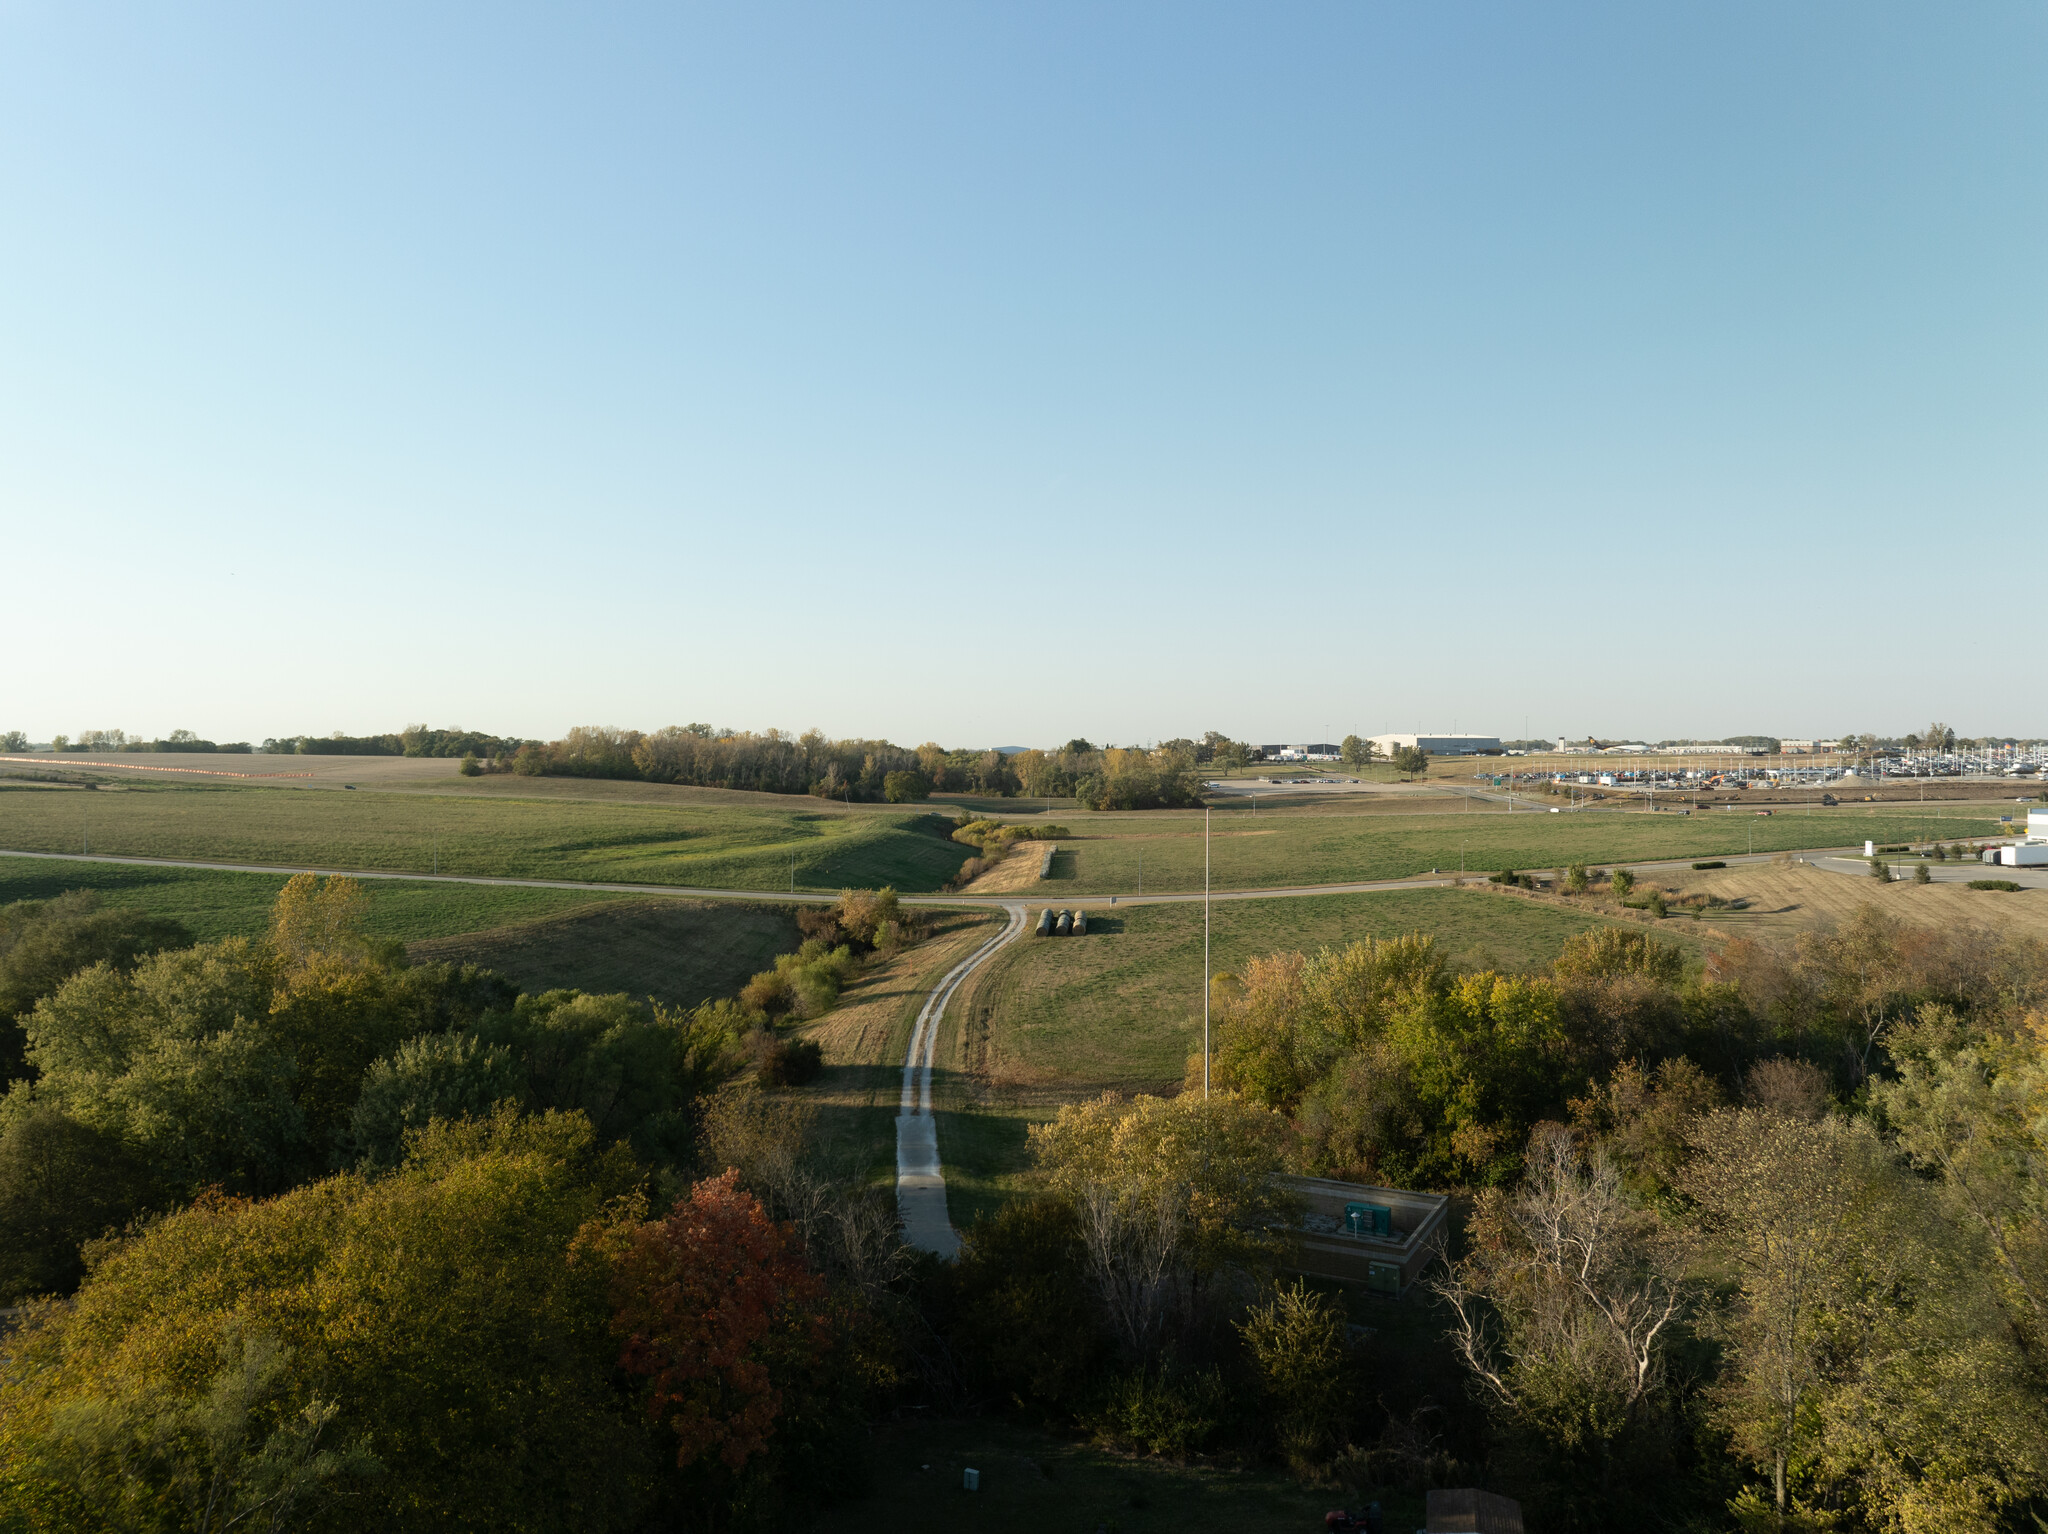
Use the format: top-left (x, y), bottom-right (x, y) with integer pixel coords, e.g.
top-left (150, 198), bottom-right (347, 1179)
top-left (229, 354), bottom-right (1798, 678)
top-left (600, 1169), bottom-right (829, 1474)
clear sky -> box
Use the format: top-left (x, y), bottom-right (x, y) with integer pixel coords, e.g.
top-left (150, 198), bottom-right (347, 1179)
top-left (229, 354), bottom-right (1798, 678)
top-left (3, 3), bottom-right (2041, 749)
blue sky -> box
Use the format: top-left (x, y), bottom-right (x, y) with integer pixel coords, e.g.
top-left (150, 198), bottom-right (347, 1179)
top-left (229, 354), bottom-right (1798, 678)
top-left (3, 3), bottom-right (2041, 748)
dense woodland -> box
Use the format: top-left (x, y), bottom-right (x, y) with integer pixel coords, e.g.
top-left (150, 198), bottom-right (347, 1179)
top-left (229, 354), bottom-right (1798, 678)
top-left (3, 875), bottom-right (2044, 1533)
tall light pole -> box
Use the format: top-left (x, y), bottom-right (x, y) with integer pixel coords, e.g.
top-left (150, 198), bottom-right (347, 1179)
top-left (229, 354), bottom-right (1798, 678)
top-left (1203, 806), bottom-right (1211, 1100)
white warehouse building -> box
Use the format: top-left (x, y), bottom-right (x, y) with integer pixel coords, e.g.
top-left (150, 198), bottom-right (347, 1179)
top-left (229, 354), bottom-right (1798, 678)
top-left (1369, 733), bottom-right (1503, 756)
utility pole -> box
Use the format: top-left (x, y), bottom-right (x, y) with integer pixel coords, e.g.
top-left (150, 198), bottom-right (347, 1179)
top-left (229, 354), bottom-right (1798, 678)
top-left (1203, 807), bottom-right (1211, 1101)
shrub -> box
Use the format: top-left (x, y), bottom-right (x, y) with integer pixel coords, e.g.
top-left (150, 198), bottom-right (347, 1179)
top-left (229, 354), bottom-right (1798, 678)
top-left (740, 968), bottom-right (794, 1017)
top-left (758, 1037), bottom-right (823, 1088)
top-left (1610, 868), bottom-right (1635, 897)
top-left (1913, 864), bottom-right (1932, 885)
top-left (1645, 890), bottom-right (1667, 918)
top-left (1563, 861), bottom-right (1590, 895)
top-left (1088, 1361), bottom-right (1230, 1457)
top-left (1555, 926), bottom-right (1683, 982)
top-left (1931, 844), bottom-right (1949, 861)
top-left (1691, 861), bottom-right (1726, 871)
top-left (1237, 1280), bottom-right (1350, 1472)
top-left (1968, 879), bottom-right (2022, 893)
top-left (1869, 857), bottom-right (1893, 883)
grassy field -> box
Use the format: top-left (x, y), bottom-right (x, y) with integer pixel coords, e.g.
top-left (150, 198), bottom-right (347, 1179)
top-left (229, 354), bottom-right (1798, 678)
top-left (0, 779), bottom-right (2012, 899)
top-left (964, 889), bottom-right (1634, 1092)
top-left (925, 887), bottom-right (1645, 1227)
top-left (0, 853), bottom-right (649, 944)
top-left (1031, 802), bottom-right (2011, 894)
top-left (407, 898), bottom-right (802, 1007)
top-left (0, 783), bottom-right (971, 891)
top-left (793, 910), bottom-right (1005, 1187)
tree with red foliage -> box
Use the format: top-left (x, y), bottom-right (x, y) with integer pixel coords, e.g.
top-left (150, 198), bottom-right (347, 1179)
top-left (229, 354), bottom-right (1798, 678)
top-left (601, 1169), bottom-right (828, 1473)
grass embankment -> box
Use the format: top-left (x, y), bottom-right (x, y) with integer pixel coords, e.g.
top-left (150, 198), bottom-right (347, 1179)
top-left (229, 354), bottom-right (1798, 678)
top-left (409, 900), bottom-right (803, 1008)
top-left (0, 783), bottom-right (970, 891)
top-left (0, 853), bottom-right (640, 944)
top-left (1033, 804), bottom-right (2008, 894)
top-left (929, 888), bottom-right (1629, 1226)
top-left (790, 910), bottom-right (1005, 1188)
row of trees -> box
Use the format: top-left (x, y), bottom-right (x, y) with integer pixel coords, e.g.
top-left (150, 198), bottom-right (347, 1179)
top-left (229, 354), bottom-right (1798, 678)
top-left (502, 728), bottom-right (1222, 809)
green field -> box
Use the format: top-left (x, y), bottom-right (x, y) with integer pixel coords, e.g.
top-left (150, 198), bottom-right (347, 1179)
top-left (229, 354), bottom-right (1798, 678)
top-left (0, 784), bottom-right (2012, 903)
top-left (408, 898), bottom-right (801, 1008)
top-left (928, 887), bottom-right (1643, 1227)
top-left (0, 784), bottom-right (971, 891)
top-left (960, 888), bottom-right (1635, 1093)
top-left (0, 853), bottom-right (651, 944)
top-left (1036, 802), bottom-right (2008, 893)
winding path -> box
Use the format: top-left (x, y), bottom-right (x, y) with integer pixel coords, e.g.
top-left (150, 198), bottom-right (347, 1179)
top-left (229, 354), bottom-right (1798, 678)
top-left (894, 901), bottom-right (1027, 1256)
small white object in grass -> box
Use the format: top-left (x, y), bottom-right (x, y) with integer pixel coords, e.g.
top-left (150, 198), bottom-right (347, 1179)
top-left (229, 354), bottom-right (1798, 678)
top-left (963, 1467), bottom-right (980, 1491)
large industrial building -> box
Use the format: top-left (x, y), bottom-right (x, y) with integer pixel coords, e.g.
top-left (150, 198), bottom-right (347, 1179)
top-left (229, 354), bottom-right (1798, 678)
top-left (1369, 732), bottom-right (1503, 756)
top-left (1259, 743), bottom-right (1341, 761)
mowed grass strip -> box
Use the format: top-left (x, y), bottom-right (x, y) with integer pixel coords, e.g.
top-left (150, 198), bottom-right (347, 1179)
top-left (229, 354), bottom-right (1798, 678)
top-left (0, 853), bottom-right (643, 944)
top-left (407, 899), bottom-right (804, 1009)
top-left (0, 784), bottom-right (972, 891)
top-left (1037, 803), bottom-right (2010, 893)
top-left (965, 887), bottom-right (1628, 1093)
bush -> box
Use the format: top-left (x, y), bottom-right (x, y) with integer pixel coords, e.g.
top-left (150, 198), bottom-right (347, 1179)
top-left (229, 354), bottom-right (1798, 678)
top-left (1968, 879), bottom-right (2022, 893)
top-left (1088, 1361), bottom-right (1230, 1457)
top-left (1913, 864), bottom-right (1932, 885)
top-left (1869, 857), bottom-right (1894, 883)
top-left (458, 753), bottom-right (482, 776)
top-left (1610, 868), bottom-right (1635, 897)
top-left (1563, 861), bottom-right (1590, 895)
top-left (758, 1036), bottom-right (823, 1087)
top-left (1645, 890), bottom-right (1667, 918)
top-left (1236, 1280), bottom-right (1350, 1472)
top-left (1691, 861), bottom-right (1726, 871)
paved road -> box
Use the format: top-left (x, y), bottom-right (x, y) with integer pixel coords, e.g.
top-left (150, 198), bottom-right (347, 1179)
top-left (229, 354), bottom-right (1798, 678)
top-left (895, 901), bottom-right (1027, 1256)
top-left (1811, 855), bottom-right (2048, 889)
top-left (5, 840), bottom-right (2001, 908)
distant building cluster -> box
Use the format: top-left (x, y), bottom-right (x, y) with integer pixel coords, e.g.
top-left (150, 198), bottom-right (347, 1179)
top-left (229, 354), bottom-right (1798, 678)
top-left (1369, 733), bottom-right (1502, 757)
top-left (1260, 743), bottom-right (1342, 761)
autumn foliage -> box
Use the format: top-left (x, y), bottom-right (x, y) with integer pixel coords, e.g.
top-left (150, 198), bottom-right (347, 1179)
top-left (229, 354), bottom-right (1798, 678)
top-left (601, 1169), bottom-right (829, 1472)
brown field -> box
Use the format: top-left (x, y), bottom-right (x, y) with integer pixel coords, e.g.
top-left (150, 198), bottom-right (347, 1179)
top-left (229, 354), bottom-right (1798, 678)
top-left (955, 843), bottom-right (1059, 894)
top-left (1649, 859), bottom-right (2048, 943)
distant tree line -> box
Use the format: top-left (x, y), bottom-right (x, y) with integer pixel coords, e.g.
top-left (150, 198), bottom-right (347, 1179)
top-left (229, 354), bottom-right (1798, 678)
top-left (261, 724), bottom-right (529, 758)
top-left (40, 729), bottom-right (255, 754)
top-left (499, 727), bottom-right (1225, 810)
